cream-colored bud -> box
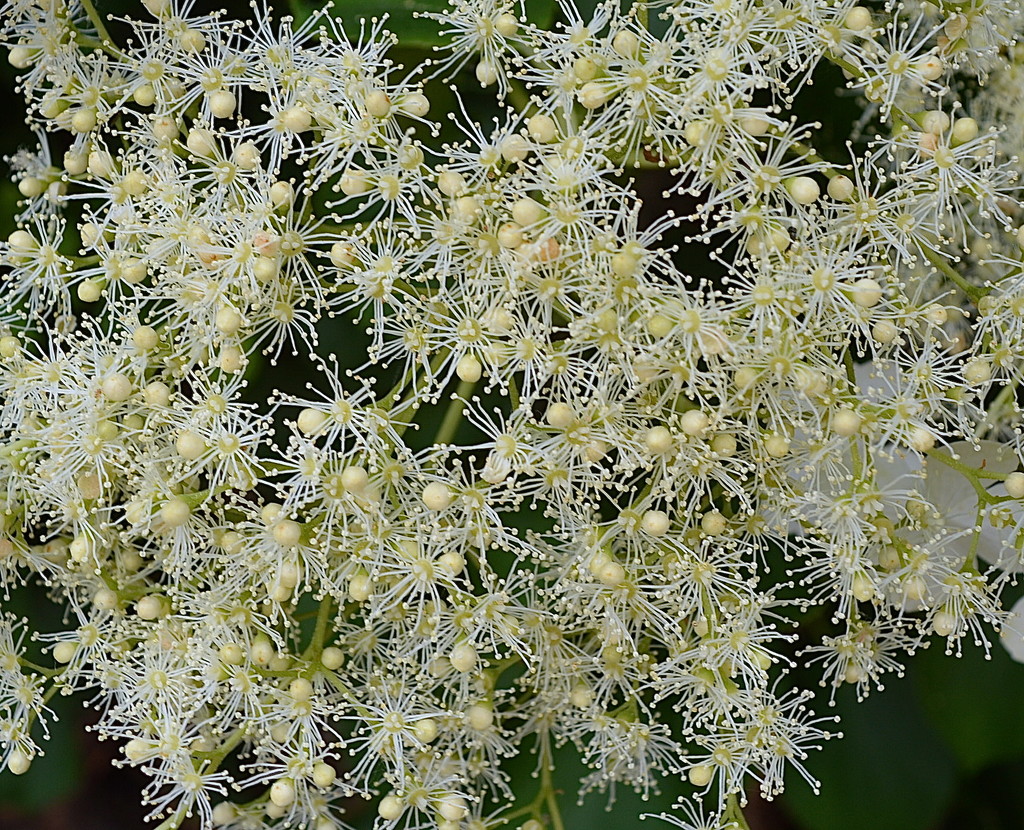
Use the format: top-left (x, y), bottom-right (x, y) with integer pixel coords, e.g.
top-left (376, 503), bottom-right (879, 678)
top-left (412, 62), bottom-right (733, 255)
top-left (0, 336), bottom-right (20, 358)
top-left (679, 409), bottom-right (710, 437)
top-left (348, 572), bottom-right (372, 602)
top-left (467, 701), bottom-right (494, 731)
top-left (278, 104), bottom-right (311, 132)
top-left (920, 110), bottom-right (950, 136)
top-left (179, 27), bottom-right (206, 52)
top-left (53, 641), bottom-right (77, 664)
top-left (8, 46), bottom-right (33, 69)
top-left (364, 89), bottom-right (391, 118)
top-left (414, 718), bottom-right (439, 742)
top-left (851, 277), bottom-right (884, 307)
top-left (208, 89), bottom-right (236, 118)
top-left (872, 320), bottom-right (899, 344)
top-left (378, 795), bottom-right (404, 821)
top-left (527, 114), bottom-right (557, 143)
top-left (456, 353), bottom-right (483, 383)
top-left (401, 92), bottom-right (430, 117)
top-left (497, 222), bottom-right (523, 248)
top-left (711, 433), bottom-right (737, 456)
top-left (832, 408), bottom-right (862, 436)
top-left (101, 373), bottom-right (132, 402)
top-left (964, 358), bottom-right (991, 385)
top-left (641, 509), bottom-right (671, 536)
top-left (546, 402), bottom-right (574, 428)
top-left (932, 611), bottom-right (956, 637)
top-left (573, 56), bottom-right (599, 81)
top-left (475, 60), bottom-right (499, 86)
top-left (512, 197), bottom-right (544, 226)
top-left (297, 408), bottom-right (327, 435)
top-left (270, 779), bottom-right (296, 808)
top-left (136, 595), bottom-right (166, 620)
top-left (133, 83), bottom-right (156, 106)
top-left (1004, 471), bottom-right (1024, 499)
top-left (329, 241), bottom-right (354, 268)
top-left (18, 176), bottom-right (45, 198)
top-left (612, 29), bottom-right (640, 57)
top-left (273, 519), bottom-right (302, 547)
top-left (908, 426), bottom-right (935, 452)
top-left (341, 465), bottom-right (369, 493)
top-left (144, 381), bottom-right (171, 407)
top-left (916, 55), bottom-right (944, 82)
top-left (453, 195), bottom-right (482, 222)
top-left (644, 426), bottom-right (674, 454)
top-left (786, 176), bottom-right (820, 205)
top-left (7, 749), bottom-right (31, 776)
top-left (77, 279), bottom-right (103, 303)
top-left (596, 559), bottom-right (626, 587)
top-left (152, 116), bottom-right (178, 140)
top-left (186, 128), bottom-right (216, 157)
top-left (320, 646), bottom-right (344, 670)
top-left (176, 431), bottom-right (206, 460)
top-left (764, 434), bottom-right (791, 458)
top-left (578, 81), bottom-right (614, 109)
top-left (219, 346), bottom-right (245, 373)
top-left (233, 141), bottom-right (261, 170)
top-left (289, 677), bottom-right (313, 702)
top-left (852, 574), bottom-right (875, 602)
top-left (132, 325), bottom-right (159, 350)
top-left (339, 169), bottom-right (370, 196)
top-left (700, 511), bottom-right (727, 536)
top-left (438, 551), bottom-right (465, 576)
top-left (449, 642), bottom-right (478, 673)
top-left (215, 305), bottom-right (242, 334)
top-left (312, 762), bottom-right (335, 788)
top-left (160, 498), bottom-right (191, 528)
top-left (71, 108), bottom-right (97, 133)
top-left (64, 149), bottom-right (88, 175)
top-left (422, 481), bottom-right (452, 511)
top-left (501, 134), bottom-right (531, 163)
top-left (495, 12), bottom-right (518, 36)
top-left (688, 764), bottom-right (714, 787)
top-left (270, 180), bottom-right (294, 209)
top-left (93, 587), bottom-right (119, 610)
top-left (211, 802), bottom-right (236, 825)
top-left (951, 117), bottom-right (978, 144)
top-left (827, 174), bottom-right (854, 201)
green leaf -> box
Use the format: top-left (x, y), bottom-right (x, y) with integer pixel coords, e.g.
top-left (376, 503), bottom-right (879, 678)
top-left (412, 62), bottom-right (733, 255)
top-left (782, 674), bottom-right (956, 830)
top-left (913, 640), bottom-right (1024, 773)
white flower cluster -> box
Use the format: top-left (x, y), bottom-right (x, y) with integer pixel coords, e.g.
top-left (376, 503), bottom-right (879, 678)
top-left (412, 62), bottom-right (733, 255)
top-left (2, 0), bottom-right (1024, 828)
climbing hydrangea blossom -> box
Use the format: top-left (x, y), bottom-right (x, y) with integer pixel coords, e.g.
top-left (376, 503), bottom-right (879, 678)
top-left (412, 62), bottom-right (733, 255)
top-left (2, 0), bottom-right (1024, 828)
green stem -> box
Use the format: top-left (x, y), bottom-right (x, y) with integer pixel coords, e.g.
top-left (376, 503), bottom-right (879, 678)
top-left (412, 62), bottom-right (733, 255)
top-left (79, 0), bottom-right (114, 45)
top-left (17, 657), bottom-right (60, 677)
top-left (843, 348), bottom-right (864, 481)
top-left (921, 246), bottom-right (985, 304)
top-left (925, 447), bottom-right (999, 507)
top-left (435, 378), bottom-right (475, 446)
top-left (303, 597), bottom-right (334, 659)
top-left (540, 761), bottom-right (565, 830)
top-left (724, 794), bottom-right (751, 830)
top-left (963, 505), bottom-right (984, 573)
